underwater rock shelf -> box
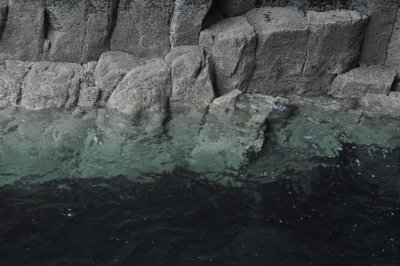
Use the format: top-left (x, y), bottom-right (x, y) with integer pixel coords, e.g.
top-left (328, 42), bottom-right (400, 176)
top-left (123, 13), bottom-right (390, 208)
top-left (1, 0), bottom-right (400, 178)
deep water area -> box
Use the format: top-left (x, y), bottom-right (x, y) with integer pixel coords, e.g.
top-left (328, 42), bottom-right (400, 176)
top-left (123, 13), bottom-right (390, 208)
top-left (0, 106), bottom-right (399, 265)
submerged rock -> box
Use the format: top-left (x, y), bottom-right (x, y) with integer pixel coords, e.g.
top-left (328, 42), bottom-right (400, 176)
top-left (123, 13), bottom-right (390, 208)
top-left (108, 59), bottom-right (171, 120)
top-left (245, 7), bottom-right (309, 96)
top-left (199, 16), bottom-right (256, 95)
top-left (330, 66), bottom-right (397, 98)
top-left (0, 61), bottom-right (32, 107)
top-left (21, 62), bottom-right (83, 110)
top-left (190, 90), bottom-right (292, 172)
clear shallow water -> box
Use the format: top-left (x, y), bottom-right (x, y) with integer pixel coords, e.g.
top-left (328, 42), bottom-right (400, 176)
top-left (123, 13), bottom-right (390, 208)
top-left (0, 105), bottom-right (399, 265)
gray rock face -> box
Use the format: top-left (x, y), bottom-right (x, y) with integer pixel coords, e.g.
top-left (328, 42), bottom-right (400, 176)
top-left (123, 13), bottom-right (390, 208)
top-left (330, 66), bottom-right (397, 98)
top-left (245, 7), bottom-right (309, 96)
top-left (111, 0), bottom-right (175, 58)
top-left (45, 0), bottom-right (85, 63)
top-left (21, 62), bottom-right (83, 110)
top-left (302, 10), bottom-right (367, 95)
top-left (362, 92), bottom-right (400, 117)
top-left (216, 0), bottom-right (257, 17)
top-left (45, 0), bottom-right (118, 63)
top-left (357, 0), bottom-right (399, 66)
top-left (288, 0), bottom-right (345, 10)
top-left (94, 51), bottom-right (146, 103)
top-left (386, 7), bottom-right (400, 72)
top-left (78, 61), bottom-right (100, 107)
top-left (170, 0), bottom-right (212, 47)
top-left (190, 89), bottom-right (292, 172)
top-left (199, 16), bottom-right (256, 95)
top-left (165, 46), bottom-right (215, 106)
top-left (0, 61), bottom-right (32, 107)
top-left (258, 0), bottom-right (289, 7)
top-left (108, 59), bottom-right (171, 118)
top-left (0, 0), bottom-right (45, 62)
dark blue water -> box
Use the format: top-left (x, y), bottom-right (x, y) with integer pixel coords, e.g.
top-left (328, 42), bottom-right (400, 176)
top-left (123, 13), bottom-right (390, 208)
top-left (0, 142), bottom-right (399, 266)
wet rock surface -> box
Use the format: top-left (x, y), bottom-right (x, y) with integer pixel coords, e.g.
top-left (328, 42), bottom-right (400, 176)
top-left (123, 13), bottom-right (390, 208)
top-left (330, 66), bottom-right (397, 98)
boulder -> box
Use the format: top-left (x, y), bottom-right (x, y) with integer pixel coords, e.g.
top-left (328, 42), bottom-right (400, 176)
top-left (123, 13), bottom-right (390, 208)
top-left (0, 0), bottom-right (45, 62)
top-left (355, 0), bottom-right (399, 66)
top-left (21, 62), bottom-right (83, 110)
top-left (258, 0), bottom-right (289, 7)
top-left (94, 51), bottom-right (146, 103)
top-left (170, 0), bottom-right (212, 47)
top-left (111, 0), bottom-right (175, 58)
top-left (362, 92), bottom-right (400, 117)
top-left (199, 16), bottom-right (256, 95)
top-left (301, 10), bottom-right (367, 95)
top-left (0, 61), bottom-right (33, 107)
top-left (45, 0), bottom-right (118, 63)
top-left (78, 61), bottom-right (100, 107)
top-left (165, 46), bottom-right (215, 106)
top-left (216, 0), bottom-right (257, 17)
top-left (244, 7), bottom-right (309, 96)
top-left (108, 59), bottom-right (171, 119)
top-left (189, 90), bottom-right (292, 172)
top-left (330, 66), bottom-right (397, 98)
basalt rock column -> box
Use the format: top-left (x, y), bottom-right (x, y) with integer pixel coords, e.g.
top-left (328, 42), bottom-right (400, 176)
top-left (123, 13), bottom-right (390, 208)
top-left (351, 0), bottom-right (399, 66)
top-left (45, 0), bottom-right (118, 63)
top-left (111, 0), bottom-right (175, 58)
top-left (170, 0), bottom-right (212, 47)
top-left (244, 7), bottom-right (309, 96)
top-left (301, 10), bottom-right (367, 95)
top-left (199, 16), bottom-right (256, 95)
top-left (0, 0), bottom-right (46, 62)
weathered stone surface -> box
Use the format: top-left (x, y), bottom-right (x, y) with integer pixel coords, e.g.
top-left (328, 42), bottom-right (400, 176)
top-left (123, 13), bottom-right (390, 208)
top-left (330, 66), bottom-right (397, 98)
top-left (111, 0), bottom-right (175, 58)
top-left (0, 0), bottom-right (45, 62)
top-left (78, 86), bottom-right (100, 107)
top-left (190, 89), bottom-right (292, 172)
top-left (356, 0), bottom-right (399, 66)
top-left (84, 0), bottom-right (119, 62)
top-left (216, 0), bottom-right (257, 17)
top-left (45, 0), bottom-right (86, 63)
top-left (199, 16), bottom-right (256, 95)
top-left (45, 0), bottom-right (118, 63)
top-left (386, 7), bottom-right (400, 72)
top-left (170, 0), bottom-right (212, 47)
top-left (362, 92), bottom-right (400, 117)
top-left (245, 7), bottom-right (309, 96)
top-left (165, 46), bottom-right (215, 106)
top-left (21, 62), bottom-right (83, 110)
top-left (0, 61), bottom-right (32, 107)
top-left (94, 52), bottom-right (146, 103)
top-left (108, 59), bottom-right (171, 118)
top-left (301, 10), bottom-right (367, 95)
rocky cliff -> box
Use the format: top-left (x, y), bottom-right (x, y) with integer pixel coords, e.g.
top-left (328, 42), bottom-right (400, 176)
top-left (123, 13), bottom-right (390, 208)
top-left (0, 0), bottom-right (399, 119)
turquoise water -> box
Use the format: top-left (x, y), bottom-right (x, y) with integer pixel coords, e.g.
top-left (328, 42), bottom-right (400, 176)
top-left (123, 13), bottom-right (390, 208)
top-left (0, 105), bottom-right (399, 265)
